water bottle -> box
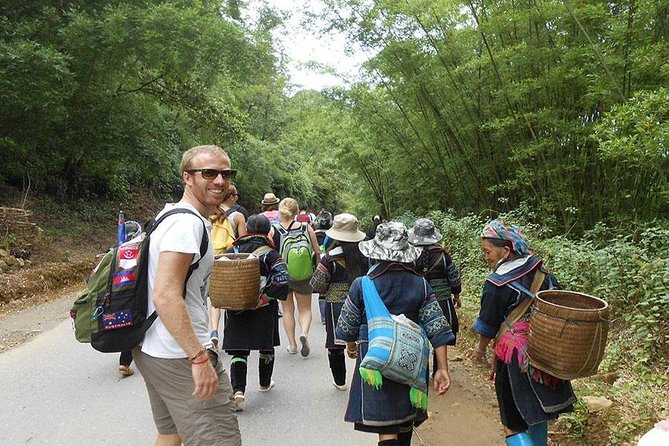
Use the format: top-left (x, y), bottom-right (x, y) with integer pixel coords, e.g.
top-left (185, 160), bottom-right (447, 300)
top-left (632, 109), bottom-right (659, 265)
top-left (117, 210), bottom-right (127, 245)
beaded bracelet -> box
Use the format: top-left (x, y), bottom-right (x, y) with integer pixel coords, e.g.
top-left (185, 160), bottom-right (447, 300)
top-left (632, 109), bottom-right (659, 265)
top-left (189, 347), bottom-right (207, 362)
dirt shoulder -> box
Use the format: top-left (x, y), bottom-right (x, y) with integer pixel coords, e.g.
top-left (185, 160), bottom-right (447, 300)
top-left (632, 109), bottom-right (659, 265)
top-left (0, 284), bottom-right (82, 352)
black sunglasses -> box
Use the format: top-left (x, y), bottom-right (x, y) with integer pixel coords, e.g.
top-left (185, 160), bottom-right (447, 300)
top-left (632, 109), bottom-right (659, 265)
top-left (186, 168), bottom-right (237, 181)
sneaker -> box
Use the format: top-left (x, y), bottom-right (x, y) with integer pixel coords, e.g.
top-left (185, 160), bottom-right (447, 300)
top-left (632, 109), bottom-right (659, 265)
top-left (233, 391), bottom-right (245, 411)
top-left (299, 334), bottom-right (310, 357)
top-left (287, 346), bottom-right (298, 355)
top-left (259, 380), bottom-right (275, 392)
top-left (210, 330), bottom-right (219, 348)
top-left (118, 365), bottom-right (134, 377)
top-left (332, 381), bottom-right (347, 391)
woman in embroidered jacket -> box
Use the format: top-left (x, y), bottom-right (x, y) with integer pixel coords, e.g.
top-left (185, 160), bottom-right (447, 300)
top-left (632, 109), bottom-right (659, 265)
top-left (310, 213), bottom-right (368, 390)
top-left (335, 221), bottom-right (454, 446)
top-left (473, 220), bottom-right (575, 446)
top-left (221, 214), bottom-right (289, 411)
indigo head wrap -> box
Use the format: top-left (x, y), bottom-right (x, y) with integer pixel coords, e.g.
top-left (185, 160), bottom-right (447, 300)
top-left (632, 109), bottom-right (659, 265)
top-left (480, 220), bottom-right (531, 256)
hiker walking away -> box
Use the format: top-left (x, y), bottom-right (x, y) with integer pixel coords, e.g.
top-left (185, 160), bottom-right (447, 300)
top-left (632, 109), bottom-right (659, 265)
top-left (310, 213), bottom-right (367, 390)
top-left (132, 145), bottom-right (242, 446)
top-left (365, 215), bottom-right (382, 240)
top-left (295, 202), bottom-right (315, 224)
top-left (209, 184), bottom-right (247, 348)
top-left (222, 214), bottom-right (289, 411)
top-left (409, 218), bottom-right (462, 371)
top-left (473, 220), bottom-right (576, 446)
top-left (260, 192), bottom-right (280, 224)
top-left (336, 221), bottom-right (454, 446)
top-left (313, 209), bottom-right (334, 324)
top-left (273, 197), bottom-right (321, 356)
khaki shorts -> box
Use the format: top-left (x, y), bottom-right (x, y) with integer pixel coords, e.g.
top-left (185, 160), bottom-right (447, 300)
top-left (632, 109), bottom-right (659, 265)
top-left (133, 349), bottom-right (241, 446)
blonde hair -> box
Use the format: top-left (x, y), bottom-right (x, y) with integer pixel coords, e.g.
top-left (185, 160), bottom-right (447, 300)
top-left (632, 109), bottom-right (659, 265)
top-left (278, 197), bottom-right (299, 219)
top-left (180, 145), bottom-right (229, 173)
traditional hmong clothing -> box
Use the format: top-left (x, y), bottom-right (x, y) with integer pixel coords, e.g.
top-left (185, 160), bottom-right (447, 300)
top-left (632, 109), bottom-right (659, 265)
top-left (310, 246), bottom-right (368, 386)
top-left (222, 234), bottom-right (289, 393)
top-left (414, 246), bottom-right (461, 341)
top-left (472, 255), bottom-right (576, 432)
top-left (336, 262), bottom-right (454, 434)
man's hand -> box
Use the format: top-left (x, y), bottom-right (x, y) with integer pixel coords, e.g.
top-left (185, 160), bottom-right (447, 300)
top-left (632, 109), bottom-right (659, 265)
top-left (192, 359), bottom-right (219, 399)
top-left (452, 295), bottom-right (461, 309)
top-left (433, 368), bottom-right (451, 395)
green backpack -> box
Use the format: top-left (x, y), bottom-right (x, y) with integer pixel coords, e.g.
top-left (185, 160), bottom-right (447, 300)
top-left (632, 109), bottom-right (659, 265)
top-left (276, 223), bottom-right (314, 281)
top-left (69, 208), bottom-right (208, 352)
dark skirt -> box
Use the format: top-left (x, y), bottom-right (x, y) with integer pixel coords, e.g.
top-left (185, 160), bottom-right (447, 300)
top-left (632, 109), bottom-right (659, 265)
top-left (495, 355), bottom-right (575, 430)
top-left (344, 335), bottom-right (428, 428)
top-left (437, 297), bottom-right (458, 344)
top-left (222, 300), bottom-right (280, 351)
top-left (324, 302), bottom-right (345, 350)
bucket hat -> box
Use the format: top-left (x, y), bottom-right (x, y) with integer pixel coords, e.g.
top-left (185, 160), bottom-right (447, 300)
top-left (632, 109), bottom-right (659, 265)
top-left (325, 213), bottom-right (366, 243)
top-left (358, 221), bottom-right (422, 263)
top-left (261, 193), bottom-right (280, 205)
top-left (408, 218), bottom-right (443, 246)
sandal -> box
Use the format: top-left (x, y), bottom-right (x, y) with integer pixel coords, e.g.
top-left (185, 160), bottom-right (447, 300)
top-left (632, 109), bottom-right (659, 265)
top-left (233, 391), bottom-right (245, 411)
top-left (118, 365), bottom-right (134, 377)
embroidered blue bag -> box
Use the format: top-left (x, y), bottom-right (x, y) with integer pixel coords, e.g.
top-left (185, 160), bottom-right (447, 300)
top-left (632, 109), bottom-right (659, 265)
top-left (359, 275), bottom-right (430, 409)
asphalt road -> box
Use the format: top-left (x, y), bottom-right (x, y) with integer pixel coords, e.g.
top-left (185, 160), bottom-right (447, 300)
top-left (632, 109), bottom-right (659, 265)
top-left (0, 296), bottom-right (375, 446)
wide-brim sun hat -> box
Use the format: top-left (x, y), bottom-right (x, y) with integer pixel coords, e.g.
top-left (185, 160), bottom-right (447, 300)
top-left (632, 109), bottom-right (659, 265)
top-left (325, 213), bottom-right (366, 243)
top-left (261, 193), bottom-right (280, 205)
top-left (408, 218), bottom-right (443, 246)
top-left (358, 221), bottom-right (422, 263)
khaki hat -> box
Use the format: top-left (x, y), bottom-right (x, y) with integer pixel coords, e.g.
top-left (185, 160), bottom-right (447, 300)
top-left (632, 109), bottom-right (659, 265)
top-left (325, 213), bottom-right (366, 243)
top-left (261, 193), bottom-right (280, 205)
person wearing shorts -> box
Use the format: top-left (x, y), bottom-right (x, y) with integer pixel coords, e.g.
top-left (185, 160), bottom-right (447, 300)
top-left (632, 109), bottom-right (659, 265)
top-left (134, 145), bottom-right (242, 446)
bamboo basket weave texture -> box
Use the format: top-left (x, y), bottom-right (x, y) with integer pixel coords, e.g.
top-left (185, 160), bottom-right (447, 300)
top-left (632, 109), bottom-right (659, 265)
top-left (209, 253), bottom-right (260, 310)
top-left (528, 290), bottom-right (610, 380)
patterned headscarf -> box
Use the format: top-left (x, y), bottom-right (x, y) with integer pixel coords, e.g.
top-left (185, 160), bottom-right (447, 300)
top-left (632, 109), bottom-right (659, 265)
top-left (480, 220), bottom-right (531, 256)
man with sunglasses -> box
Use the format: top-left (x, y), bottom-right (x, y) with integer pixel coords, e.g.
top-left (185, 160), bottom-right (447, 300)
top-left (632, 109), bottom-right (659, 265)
top-left (133, 145), bottom-right (242, 446)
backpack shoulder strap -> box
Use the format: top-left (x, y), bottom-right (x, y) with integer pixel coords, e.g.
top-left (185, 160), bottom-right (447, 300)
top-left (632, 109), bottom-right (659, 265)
top-left (142, 207), bottom-right (209, 326)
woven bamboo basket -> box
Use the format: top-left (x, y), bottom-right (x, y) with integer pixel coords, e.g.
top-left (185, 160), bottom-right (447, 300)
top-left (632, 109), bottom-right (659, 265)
top-left (528, 290), bottom-right (610, 380)
top-left (209, 253), bottom-right (260, 310)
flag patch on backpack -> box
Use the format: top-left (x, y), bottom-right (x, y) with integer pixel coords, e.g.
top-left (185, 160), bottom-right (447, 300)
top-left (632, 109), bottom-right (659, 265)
top-left (70, 208), bottom-right (208, 353)
top-left (277, 223), bottom-right (314, 281)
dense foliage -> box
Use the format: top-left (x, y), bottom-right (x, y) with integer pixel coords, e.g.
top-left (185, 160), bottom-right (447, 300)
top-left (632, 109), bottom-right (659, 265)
top-left (0, 1), bottom-right (345, 213)
top-left (320, 0), bottom-right (669, 232)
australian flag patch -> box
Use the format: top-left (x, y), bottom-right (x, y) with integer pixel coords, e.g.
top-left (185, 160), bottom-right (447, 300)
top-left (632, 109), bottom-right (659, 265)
top-left (102, 310), bottom-right (134, 330)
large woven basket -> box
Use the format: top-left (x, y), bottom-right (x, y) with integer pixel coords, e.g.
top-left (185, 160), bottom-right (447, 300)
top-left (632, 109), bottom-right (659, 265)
top-left (528, 290), bottom-right (610, 380)
top-left (209, 253), bottom-right (260, 310)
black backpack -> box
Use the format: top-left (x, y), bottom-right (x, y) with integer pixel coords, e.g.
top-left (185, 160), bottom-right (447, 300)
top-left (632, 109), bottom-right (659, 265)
top-left (70, 208), bottom-right (208, 353)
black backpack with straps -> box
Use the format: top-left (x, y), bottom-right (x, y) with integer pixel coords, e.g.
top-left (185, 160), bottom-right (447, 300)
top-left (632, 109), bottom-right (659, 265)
top-left (70, 208), bottom-right (208, 353)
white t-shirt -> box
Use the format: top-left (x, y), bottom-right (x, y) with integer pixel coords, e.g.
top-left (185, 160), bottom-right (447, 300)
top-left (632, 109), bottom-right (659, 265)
top-left (141, 203), bottom-right (213, 358)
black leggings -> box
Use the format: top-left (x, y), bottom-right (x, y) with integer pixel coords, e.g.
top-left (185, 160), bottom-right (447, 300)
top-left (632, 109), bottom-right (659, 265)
top-left (227, 349), bottom-right (275, 393)
top-left (328, 349), bottom-right (346, 386)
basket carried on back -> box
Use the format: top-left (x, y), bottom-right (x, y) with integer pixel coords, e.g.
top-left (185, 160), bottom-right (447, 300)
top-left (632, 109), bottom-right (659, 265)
top-left (209, 253), bottom-right (260, 310)
top-left (528, 290), bottom-right (610, 380)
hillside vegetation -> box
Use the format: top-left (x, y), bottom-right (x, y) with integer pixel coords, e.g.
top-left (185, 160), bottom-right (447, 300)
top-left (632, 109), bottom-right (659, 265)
top-left (1, 2), bottom-right (668, 444)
